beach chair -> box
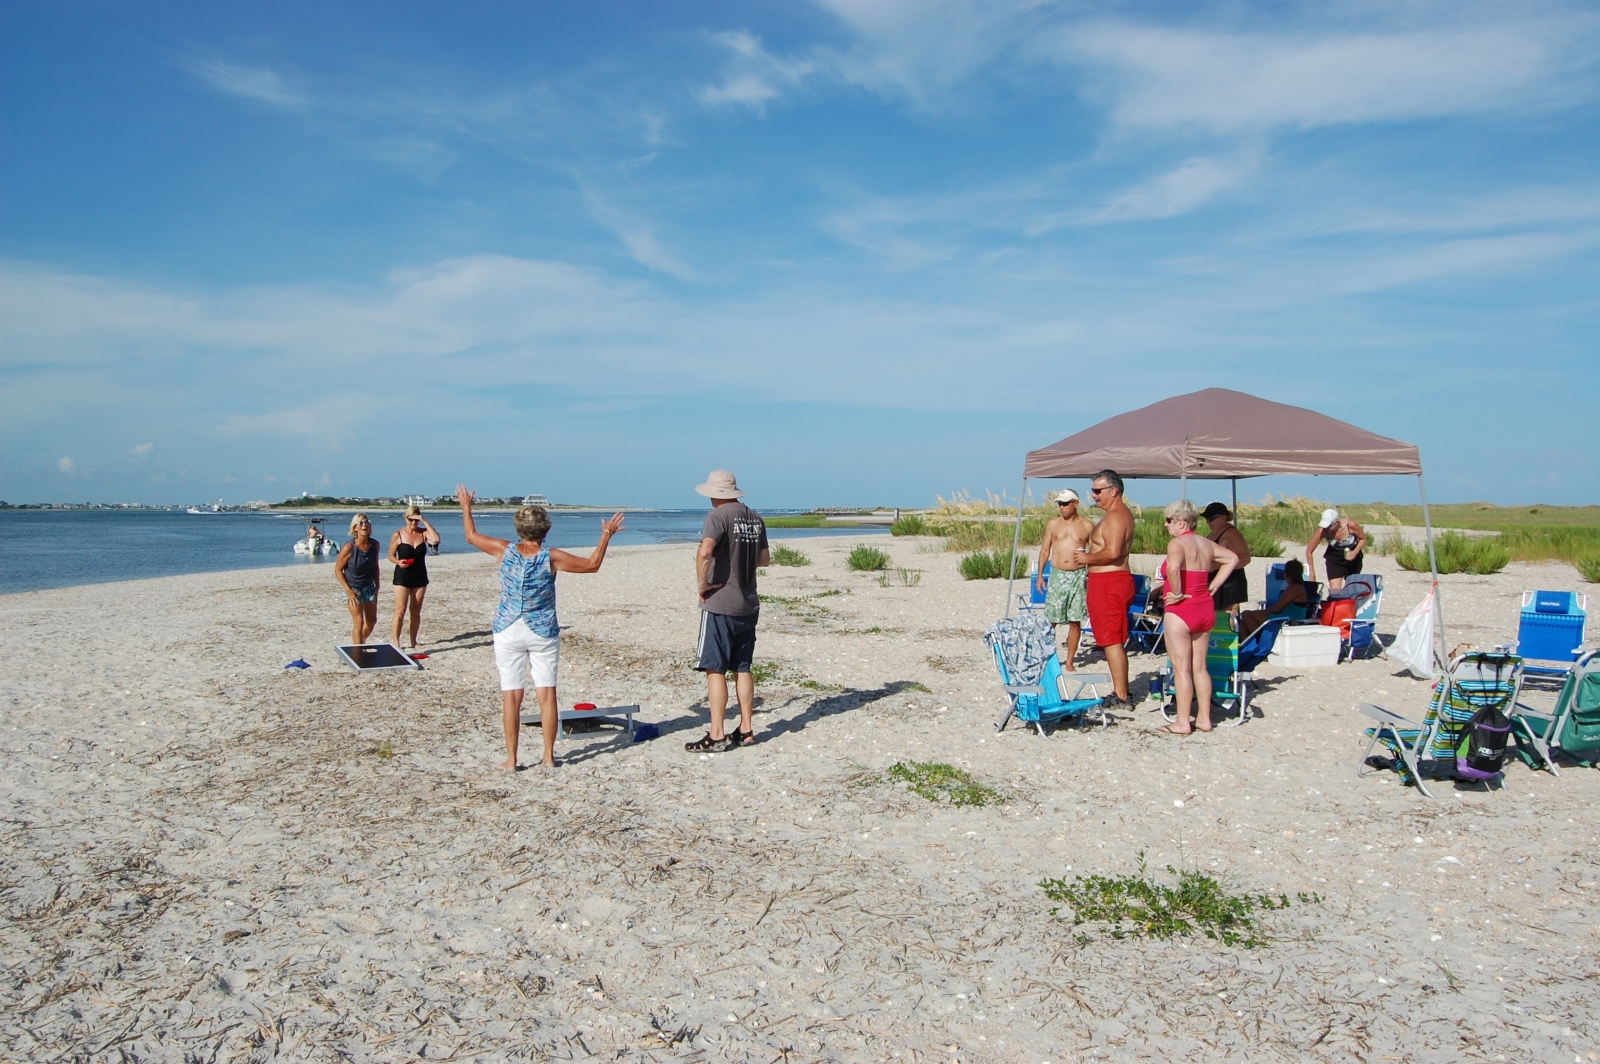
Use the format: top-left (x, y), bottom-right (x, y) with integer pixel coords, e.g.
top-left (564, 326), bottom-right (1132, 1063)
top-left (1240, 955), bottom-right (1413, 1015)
top-left (1160, 615), bottom-right (1288, 727)
top-left (987, 612), bottom-right (1110, 737)
top-left (1339, 574), bottom-right (1384, 659)
top-left (1359, 651), bottom-right (1524, 798)
top-left (1517, 590), bottom-right (1589, 677)
top-left (1125, 578), bottom-right (1165, 655)
top-left (1510, 650), bottom-right (1600, 774)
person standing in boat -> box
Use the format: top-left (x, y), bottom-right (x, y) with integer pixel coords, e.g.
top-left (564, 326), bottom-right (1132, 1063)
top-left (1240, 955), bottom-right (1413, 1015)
top-left (389, 505), bottom-right (441, 649)
top-left (335, 513), bottom-right (380, 644)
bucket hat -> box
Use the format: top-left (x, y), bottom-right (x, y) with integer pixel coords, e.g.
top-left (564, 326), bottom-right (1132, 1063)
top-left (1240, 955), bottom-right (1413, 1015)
top-left (695, 470), bottom-right (745, 500)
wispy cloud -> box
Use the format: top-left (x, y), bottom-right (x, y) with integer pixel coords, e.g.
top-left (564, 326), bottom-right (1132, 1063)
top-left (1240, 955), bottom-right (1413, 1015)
top-left (697, 31), bottom-right (818, 113)
top-left (1057, 19), bottom-right (1589, 134)
top-left (580, 190), bottom-right (700, 280)
top-left (188, 59), bottom-right (308, 109)
top-left (129, 442), bottom-right (154, 457)
top-left (57, 456), bottom-right (75, 475)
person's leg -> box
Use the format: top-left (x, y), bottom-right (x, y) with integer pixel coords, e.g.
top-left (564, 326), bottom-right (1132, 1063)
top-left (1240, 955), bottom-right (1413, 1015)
top-left (1238, 610), bottom-right (1266, 639)
top-left (1065, 622), bottom-right (1082, 670)
top-left (359, 600), bottom-right (378, 643)
top-left (706, 671), bottom-right (730, 741)
top-left (391, 587), bottom-right (409, 645)
top-left (533, 686), bottom-right (558, 766)
top-left (500, 688), bottom-right (524, 770)
top-left (347, 595), bottom-right (364, 645)
top-left (1164, 616), bottom-right (1195, 732)
top-left (1192, 631), bottom-right (1214, 731)
top-left (734, 669), bottom-right (755, 735)
top-left (408, 586), bottom-right (427, 647)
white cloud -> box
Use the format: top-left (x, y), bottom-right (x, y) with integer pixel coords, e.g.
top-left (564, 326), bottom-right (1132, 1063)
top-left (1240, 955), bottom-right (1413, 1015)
top-left (697, 31), bottom-right (818, 113)
top-left (57, 456), bottom-right (75, 474)
top-left (130, 442), bottom-right (154, 457)
top-left (1059, 20), bottom-right (1584, 134)
top-left (580, 190), bottom-right (699, 280)
top-left (189, 59), bottom-right (308, 109)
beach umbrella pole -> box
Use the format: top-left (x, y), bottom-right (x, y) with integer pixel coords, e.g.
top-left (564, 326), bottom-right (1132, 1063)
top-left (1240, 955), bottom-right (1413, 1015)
top-left (1418, 473), bottom-right (1447, 668)
top-left (1003, 477), bottom-right (1028, 617)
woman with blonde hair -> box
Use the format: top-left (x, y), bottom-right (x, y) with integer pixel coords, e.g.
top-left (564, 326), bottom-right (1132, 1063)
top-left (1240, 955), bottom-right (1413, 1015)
top-left (457, 485), bottom-right (625, 770)
top-left (334, 513), bottom-right (380, 644)
top-left (1155, 499), bottom-right (1240, 734)
top-left (388, 505), bottom-right (441, 649)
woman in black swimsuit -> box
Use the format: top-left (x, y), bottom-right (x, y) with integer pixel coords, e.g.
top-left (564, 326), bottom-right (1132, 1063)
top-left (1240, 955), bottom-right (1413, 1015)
top-left (1306, 507), bottom-right (1367, 591)
top-left (389, 506), bottom-right (442, 648)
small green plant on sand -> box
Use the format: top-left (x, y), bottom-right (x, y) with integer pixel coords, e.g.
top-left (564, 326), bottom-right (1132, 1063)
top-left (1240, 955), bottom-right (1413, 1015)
top-left (886, 761), bottom-right (1004, 807)
top-left (1396, 530), bottom-right (1510, 575)
top-left (769, 544), bottom-right (811, 566)
top-left (847, 545), bottom-right (892, 571)
top-left (1578, 554), bottom-right (1600, 583)
top-left (1040, 852), bottom-right (1319, 948)
top-left (878, 566), bottom-right (923, 587)
top-left (958, 550), bottom-right (1028, 580)
top-left (890, 514), bottom-right (926, 536)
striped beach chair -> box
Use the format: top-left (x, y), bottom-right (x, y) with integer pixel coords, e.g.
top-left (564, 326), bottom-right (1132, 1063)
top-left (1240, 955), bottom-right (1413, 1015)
top-left (1359, 651), bottom-right (1523, 798)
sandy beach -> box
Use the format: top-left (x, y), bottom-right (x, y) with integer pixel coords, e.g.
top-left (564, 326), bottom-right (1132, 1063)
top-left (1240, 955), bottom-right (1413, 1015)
top-left (2, 539), bottom-right (1597, 1062)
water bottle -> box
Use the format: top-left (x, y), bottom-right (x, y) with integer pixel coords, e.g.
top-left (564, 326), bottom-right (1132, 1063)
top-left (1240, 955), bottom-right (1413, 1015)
top-left (1149, 670), bottom-right (1164, 702)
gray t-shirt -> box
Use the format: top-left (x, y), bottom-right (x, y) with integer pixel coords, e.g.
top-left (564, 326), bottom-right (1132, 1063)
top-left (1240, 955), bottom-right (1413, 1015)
top-left (699, 503), bottom-right (768, 617)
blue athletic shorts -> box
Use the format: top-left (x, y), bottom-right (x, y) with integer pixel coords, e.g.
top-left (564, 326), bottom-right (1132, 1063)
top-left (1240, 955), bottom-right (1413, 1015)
top-left (695, 610), bottom-right (758, 674)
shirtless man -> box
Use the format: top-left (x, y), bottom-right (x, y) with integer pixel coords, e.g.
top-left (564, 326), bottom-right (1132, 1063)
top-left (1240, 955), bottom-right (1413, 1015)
top-left (1076, 470), bottom-right (1138, 705)
top-left (1035, 489), bottom-right (1094, 670)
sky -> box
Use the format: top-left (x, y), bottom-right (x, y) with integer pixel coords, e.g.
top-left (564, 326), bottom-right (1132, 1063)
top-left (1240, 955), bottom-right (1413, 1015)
top-left (1, 0), bottom-right (1597, 508)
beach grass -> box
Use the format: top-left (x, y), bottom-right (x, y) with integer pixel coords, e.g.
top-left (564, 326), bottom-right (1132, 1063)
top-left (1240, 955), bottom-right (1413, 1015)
top-left (890, 514), bottom-right (926, 536)
top-left (764, 514), bottom-right (829, 528)
top-left (847, 545), bottom-right (893, 571)
top-left (1396, 531), bottom-right (1511, 575)
top-left (885, 761), bottom-right (1004, 807)
top-left (1040, 852), bottom-right (1316, 948)
top-left (959, 550), bottom-right (1028, 580)
top-left (769, 544), bottom-right (811, 567)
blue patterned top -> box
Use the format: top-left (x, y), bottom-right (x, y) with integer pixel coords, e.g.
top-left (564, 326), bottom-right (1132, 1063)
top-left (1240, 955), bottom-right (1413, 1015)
top-left (492, 546), bottom-right (558, 637)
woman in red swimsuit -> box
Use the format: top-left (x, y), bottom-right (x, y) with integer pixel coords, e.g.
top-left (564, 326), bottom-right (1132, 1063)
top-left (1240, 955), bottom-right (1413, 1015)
top-left (1156, 499), bottom-right (1240, 734)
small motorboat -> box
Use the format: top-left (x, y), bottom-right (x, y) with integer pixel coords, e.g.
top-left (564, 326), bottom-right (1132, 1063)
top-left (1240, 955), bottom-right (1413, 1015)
top-left (294, 519), bottom-right (339, 556)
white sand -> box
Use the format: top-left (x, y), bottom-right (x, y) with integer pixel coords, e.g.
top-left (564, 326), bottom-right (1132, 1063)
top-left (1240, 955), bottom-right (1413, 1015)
top-left (2, 540), bottom-right (1597, 1061)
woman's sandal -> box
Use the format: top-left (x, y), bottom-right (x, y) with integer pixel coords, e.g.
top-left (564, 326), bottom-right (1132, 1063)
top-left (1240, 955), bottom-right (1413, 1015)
top-left (731, 728), bottom-right (756, 747)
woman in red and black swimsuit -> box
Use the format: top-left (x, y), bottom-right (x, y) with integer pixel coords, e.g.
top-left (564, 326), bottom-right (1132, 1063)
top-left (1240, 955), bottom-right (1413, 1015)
top-left (1156, 499), bottom-right (1240, 734)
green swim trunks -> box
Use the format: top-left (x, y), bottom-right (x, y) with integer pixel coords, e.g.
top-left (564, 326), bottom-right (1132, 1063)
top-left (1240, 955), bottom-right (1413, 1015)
top-left (1044, 566), bottom-right (1089, 625)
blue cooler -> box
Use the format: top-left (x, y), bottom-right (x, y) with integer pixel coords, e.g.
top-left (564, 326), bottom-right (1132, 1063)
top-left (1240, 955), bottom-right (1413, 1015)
top-left (1518, 590), bottom-right (1587, 663)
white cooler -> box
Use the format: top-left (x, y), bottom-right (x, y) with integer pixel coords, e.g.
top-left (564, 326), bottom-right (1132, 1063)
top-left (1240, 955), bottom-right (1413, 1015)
top-left (1268, 625), bottom-right (1342, 668)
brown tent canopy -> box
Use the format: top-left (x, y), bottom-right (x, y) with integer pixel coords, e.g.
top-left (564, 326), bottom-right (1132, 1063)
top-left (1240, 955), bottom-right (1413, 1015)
top-left (1023, 388), bottom-right (1421, 480)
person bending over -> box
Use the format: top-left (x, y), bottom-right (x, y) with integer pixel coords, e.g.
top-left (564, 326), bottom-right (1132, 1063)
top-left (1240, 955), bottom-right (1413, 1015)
top-left (1237, 559), bottom-right (1310, 639)
top-left (1077, 470), bottom-right (1138, 706)
top-left (457, 485), bottom-right (624, 770)
top-left (388, 505), bottom-right (441, 649)
top-left (1306, 508), bottom-right (1366, 591)
top-left (335, 513), bottom-right (380, 645)
top-left (1155, 500), bottom-right (1239, 734)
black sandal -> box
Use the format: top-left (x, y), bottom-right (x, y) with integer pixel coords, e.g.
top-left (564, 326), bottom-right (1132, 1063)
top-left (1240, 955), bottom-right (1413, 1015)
top-left (685, 732), bottom-right (731, 752)
top-left (730, 728), bottom-right (755, 748)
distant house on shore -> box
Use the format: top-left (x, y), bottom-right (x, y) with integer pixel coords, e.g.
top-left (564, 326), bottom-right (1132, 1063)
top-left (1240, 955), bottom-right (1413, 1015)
top-left (402, 494), bottom-right (429, 507)
top-left (522, 494), bottom-right (549, 507)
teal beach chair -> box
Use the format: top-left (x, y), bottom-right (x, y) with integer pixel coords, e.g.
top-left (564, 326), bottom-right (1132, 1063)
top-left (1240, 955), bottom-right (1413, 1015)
top-left (1510, 650), bottom-right (1600, 773)
top-left (1359, 651), bottom-right (1523, 798)
top-left (988, 612), bottom-right (1109, 738)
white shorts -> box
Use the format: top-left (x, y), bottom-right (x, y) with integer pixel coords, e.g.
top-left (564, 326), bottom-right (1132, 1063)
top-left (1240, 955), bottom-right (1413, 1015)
top-left (492, 618), bottom-right (560, 690)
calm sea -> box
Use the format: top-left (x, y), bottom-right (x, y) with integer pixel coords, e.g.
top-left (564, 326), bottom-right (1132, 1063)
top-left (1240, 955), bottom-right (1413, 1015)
top-left (0, 509), bottom-right (887, 594)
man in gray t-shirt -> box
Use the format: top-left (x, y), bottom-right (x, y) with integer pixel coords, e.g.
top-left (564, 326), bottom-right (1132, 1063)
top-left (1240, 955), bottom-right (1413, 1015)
top-left (688, 470), bottom-right (770, 753)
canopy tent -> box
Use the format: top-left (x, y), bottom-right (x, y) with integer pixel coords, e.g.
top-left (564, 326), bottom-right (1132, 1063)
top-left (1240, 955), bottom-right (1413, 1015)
top-left (1005, 389), bottom-right (1446, 670)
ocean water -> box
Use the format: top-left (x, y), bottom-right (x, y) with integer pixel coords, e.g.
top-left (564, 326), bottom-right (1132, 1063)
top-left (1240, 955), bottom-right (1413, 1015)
top-left (0, 509), bottom-right (887, 594)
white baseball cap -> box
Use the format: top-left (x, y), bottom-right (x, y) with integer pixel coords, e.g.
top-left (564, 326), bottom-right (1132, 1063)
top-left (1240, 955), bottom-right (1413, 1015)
top-left (1319, 507), bottom-right (1340, 527)
top-left (1054, 489), bottom-right (1079, 504)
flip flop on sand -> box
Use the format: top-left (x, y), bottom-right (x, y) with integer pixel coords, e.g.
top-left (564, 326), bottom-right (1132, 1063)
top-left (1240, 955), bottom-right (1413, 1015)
top-left (1155, 723), bottom-right (1191, 735)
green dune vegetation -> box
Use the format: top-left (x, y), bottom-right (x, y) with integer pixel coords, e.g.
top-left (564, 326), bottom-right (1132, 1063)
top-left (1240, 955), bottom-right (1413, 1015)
top-left (896, 491), bottom-right (1600, 582)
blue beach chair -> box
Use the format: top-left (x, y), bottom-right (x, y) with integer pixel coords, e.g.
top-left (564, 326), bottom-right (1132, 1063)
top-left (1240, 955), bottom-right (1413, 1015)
top-left (987, 612), bottom-right (1109, 737)
top-left (1517, 591), bottom-right (1588, 677)
top-left (1160, 615), bottom-right (1288, 727)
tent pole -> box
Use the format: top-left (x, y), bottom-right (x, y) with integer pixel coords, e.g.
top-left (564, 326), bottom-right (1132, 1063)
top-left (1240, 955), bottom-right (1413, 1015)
top-left (1180, 474), bottom-right (1187, 502)
top-left (1231, 478), bottom-right (1237, 516)
top-left (1003, 477), bottom-right (1028, 618)
top-left (1418, 473), bottom-right (1447, 667)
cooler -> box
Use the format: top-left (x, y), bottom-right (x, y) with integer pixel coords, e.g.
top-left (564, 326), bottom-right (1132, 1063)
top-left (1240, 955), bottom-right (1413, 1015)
top-left (1518, 590), bottom-right (1587, 663)
top-left (1268, 625), bottom-right (1342, 668)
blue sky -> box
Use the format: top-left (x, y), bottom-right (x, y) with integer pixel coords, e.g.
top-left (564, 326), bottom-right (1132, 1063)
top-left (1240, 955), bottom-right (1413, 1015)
top-left (2, 0), bottom-right (1597, 508)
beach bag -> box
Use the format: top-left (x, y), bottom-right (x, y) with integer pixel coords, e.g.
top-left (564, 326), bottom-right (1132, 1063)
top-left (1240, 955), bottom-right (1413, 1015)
top-left (1391, 589), bottom-right (1437, 679)
top-left (1455, 707), bottom-right (1511, 781)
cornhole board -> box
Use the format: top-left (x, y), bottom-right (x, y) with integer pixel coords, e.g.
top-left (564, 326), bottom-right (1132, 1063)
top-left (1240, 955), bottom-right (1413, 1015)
top-left (335, 643), bottom-right (422, 672)
top-left (521, 703), bottom-right (639, 739)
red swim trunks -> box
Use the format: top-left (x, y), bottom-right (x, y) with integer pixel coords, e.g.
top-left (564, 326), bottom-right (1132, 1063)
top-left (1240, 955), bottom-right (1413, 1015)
top-left (1087, 570), bottom-right (1137, 648)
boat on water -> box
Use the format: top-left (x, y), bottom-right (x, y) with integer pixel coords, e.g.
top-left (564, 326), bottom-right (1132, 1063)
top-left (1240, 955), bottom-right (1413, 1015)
top-left (293, 519), bottom-right (339, 556)
top-left (186, 500), bottom-right (224, 514)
